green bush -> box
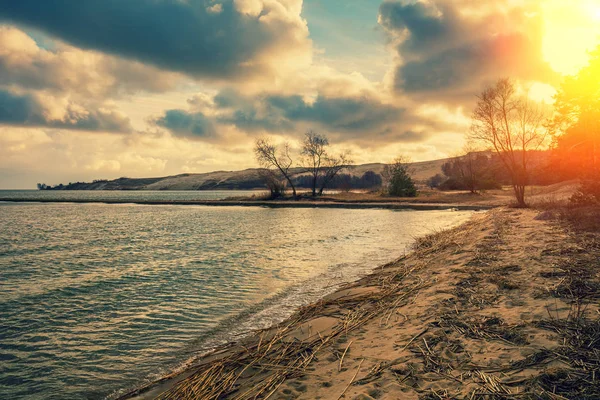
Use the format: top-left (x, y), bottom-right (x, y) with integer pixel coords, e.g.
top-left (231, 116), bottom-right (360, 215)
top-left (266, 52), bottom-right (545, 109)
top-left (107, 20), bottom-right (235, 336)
top-left (385, 164), bottom-right (417, 197)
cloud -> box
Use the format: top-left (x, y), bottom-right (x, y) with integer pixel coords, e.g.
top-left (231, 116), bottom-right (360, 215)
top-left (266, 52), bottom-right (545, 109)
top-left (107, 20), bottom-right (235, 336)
top-left (0, 89), bottom-right (131, 132)
top-left (379, 1), bottom-right (455, 57)
top-left (212, 90), bottom-right (406, 135)
top-left (0, 125), bottom-right (258, 189)
top-left (152, 88), bottom-right (427, 144)
top-left (0, 0), bottom-right (311, 80)
top-left (153, 110), bottom-right (215, 137)
top-left (379, 0), bottom-right (558, 102)
top-left (0, 26), bottom-right (181, 97)
top-left (271, 94), bottom-right (404, 132)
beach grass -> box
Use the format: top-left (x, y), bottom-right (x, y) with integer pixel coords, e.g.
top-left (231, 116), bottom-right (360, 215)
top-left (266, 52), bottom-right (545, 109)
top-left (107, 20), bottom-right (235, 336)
top-left (119, 200), bottom-right (600, 400)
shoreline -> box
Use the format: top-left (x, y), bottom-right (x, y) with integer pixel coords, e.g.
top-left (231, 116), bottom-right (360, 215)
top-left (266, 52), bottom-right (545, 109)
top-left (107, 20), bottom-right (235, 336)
top-left (116, 207), bottom-right (600, 399)
top-left (0, 198), bottom-right (492, 211)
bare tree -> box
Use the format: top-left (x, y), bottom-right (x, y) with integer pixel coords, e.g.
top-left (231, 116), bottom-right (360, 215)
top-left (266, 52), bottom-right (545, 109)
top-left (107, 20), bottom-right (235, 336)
top-left (470, 78), bottom-right (548, 207)
top-left (318, 151), bottom-right (352, 195)
top-left (254, 138), bottom-right (298, 198)
top-left (300, 131), bottom-right (328, 196)
top-left (300, 131), bottom-right (352, 196)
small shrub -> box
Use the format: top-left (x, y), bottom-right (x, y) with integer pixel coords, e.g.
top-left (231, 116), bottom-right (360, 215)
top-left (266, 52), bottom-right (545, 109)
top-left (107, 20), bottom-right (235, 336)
top-left (382, 157), bottom-right (417, 197)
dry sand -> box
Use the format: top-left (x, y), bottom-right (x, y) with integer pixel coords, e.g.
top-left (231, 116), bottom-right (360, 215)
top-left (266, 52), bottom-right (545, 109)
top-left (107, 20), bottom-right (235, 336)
top-left (121, 207), bottom-right (600, 400)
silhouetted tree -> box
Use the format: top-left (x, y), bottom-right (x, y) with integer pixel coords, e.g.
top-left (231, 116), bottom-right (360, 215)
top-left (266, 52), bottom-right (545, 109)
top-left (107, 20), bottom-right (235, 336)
top-left (470, 78), bottom-right (548, 207)
top-left (300, 131), bottom-right (352, 196)
top-left (254, 138), bottom-right (298, 198)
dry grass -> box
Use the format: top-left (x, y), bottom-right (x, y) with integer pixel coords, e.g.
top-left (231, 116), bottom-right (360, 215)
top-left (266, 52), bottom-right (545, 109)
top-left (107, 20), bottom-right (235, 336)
top-left (439, 314), bottom-right (528, 346)
top-left (532, 313), bottom-right (600, 399)
top-left (123, 264), bottom-right (428, 400)
top-left (323, 190), bottom-right (499, 205)
top-left (524, 206), bottom-right (600, 399)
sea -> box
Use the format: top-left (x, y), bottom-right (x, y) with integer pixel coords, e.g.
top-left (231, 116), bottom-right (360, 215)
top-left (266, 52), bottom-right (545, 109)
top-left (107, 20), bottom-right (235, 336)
top-left (0, 190), bottom-right (474, 399)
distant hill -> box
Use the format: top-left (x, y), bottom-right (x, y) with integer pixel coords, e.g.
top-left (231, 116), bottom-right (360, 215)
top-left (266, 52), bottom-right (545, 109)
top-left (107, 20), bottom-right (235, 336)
top-left (39, 158), bottom-right (451, 191)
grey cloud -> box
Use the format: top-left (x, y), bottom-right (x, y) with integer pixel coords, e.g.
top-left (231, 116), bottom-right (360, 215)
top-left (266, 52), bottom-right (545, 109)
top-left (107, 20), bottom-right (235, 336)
top-left (153, 109), bottom-right (215, 137)
top-left (0, 89), bottom-right (131, 132)
top-left (273, 95), bottom-right (403, 132)
top-left (395, 130), bottom-right (429, 142)
top-left (0, 90), bottom-right (33, 123)
top-left (0, 0), bottom-right (305, 79)
top-left (212, 91), bottom-right (405, 134)
top-left (0, 53), bottom-right (177, 97)
top-left (398, 44), bottom-right (480, 93)
top-left (0, 26), bottom-right (181, 97)
top-left (218, 108), bottom-right (294, 133)
top-left (378, 0), bottom-right (557, 100)
top-left (378, 1), bottom-right (458, 56)
top-left (155, 90), bottom-right (413, 142)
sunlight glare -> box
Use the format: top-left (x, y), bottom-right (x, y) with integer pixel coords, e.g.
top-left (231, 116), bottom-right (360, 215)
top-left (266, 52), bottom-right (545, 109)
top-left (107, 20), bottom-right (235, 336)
top-left (542, 0), bottom-right (600, 76)
top-left (528, 82), bottom-right (557, 104)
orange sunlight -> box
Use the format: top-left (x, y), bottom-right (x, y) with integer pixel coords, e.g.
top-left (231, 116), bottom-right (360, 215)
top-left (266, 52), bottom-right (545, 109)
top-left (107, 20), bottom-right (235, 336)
top-left (542, 0), bottom-right (600, 76)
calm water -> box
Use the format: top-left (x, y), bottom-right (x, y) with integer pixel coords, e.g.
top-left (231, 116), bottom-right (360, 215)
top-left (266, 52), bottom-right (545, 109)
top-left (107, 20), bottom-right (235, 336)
top-left (0, 190), bottom-right (264, 202)
top-left (0, 195), bottom-right (473, 399)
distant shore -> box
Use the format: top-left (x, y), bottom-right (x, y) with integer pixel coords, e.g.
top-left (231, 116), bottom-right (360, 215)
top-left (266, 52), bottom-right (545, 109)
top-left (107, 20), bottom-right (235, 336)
top-left (117, 206), bottom-right (600, 399)
top-left (0, 197), bottom-right (493, 211)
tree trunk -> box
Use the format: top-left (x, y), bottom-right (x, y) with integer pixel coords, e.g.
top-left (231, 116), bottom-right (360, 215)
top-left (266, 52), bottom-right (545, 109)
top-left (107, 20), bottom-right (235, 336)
top-left (281, 172), bottom-right (297, 199)
top-left (513, 184), bottom-right (526, 207)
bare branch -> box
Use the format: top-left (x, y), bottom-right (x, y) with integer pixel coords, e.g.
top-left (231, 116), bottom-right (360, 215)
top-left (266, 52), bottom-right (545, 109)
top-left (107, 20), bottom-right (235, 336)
top-left (254, 138), bottom-right (298, 198)
top-left (469, 78), bottom-right (549, 206)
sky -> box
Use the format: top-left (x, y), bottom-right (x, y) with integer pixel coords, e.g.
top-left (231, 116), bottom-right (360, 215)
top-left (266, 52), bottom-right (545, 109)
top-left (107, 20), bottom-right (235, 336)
top-left (0, 0), bottom-right (599, 188)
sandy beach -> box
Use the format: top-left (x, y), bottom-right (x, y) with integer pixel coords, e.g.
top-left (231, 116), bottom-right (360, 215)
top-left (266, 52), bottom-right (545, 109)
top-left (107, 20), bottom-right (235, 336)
top-left (119, 206), bottom-right (600, 400)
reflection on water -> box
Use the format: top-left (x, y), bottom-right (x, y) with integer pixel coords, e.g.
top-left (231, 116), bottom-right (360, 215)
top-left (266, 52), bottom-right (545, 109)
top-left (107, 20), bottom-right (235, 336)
top-left (0, 201), bottom-right (473, 399)
top-left (0, 189), bottom-right (264, 202)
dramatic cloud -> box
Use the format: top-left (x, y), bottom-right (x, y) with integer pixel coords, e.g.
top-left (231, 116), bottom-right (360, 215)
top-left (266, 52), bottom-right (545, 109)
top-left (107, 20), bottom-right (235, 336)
top-left (153, 89), bottom-right (433, 144)
top-left (0, 89), bottom-right (131, 132)
top-left (153, 110), bottom-right (215, 138)
top-left (379, 0), bottom-right (558, 102)
top-left (268, 95), bottom-right (403, 132)
top-left (0, 0), bottom-right (311, 80)
top-left (0, 26), bottom-right (181, 97)
top-left (214, 90), bottom-right (406, 135)
top-left (3, 0), bottom-right (584, 189)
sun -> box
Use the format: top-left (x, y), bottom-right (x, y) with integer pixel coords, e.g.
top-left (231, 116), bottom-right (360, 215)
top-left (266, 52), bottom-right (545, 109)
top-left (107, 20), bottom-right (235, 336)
top-left (587, 0), bottom-right (600, 21)
top-left (542, 0), bottom-right (600, 76)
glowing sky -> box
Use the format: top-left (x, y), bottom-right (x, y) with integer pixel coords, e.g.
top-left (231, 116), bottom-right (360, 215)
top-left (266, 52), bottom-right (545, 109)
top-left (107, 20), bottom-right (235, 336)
top-left (0, 0), bottom-right (599, 188)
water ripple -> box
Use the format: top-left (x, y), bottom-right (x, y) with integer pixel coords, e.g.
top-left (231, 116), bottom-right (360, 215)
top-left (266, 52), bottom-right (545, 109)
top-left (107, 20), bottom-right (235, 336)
top-left (0, 199), bottom-right (473, 399)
